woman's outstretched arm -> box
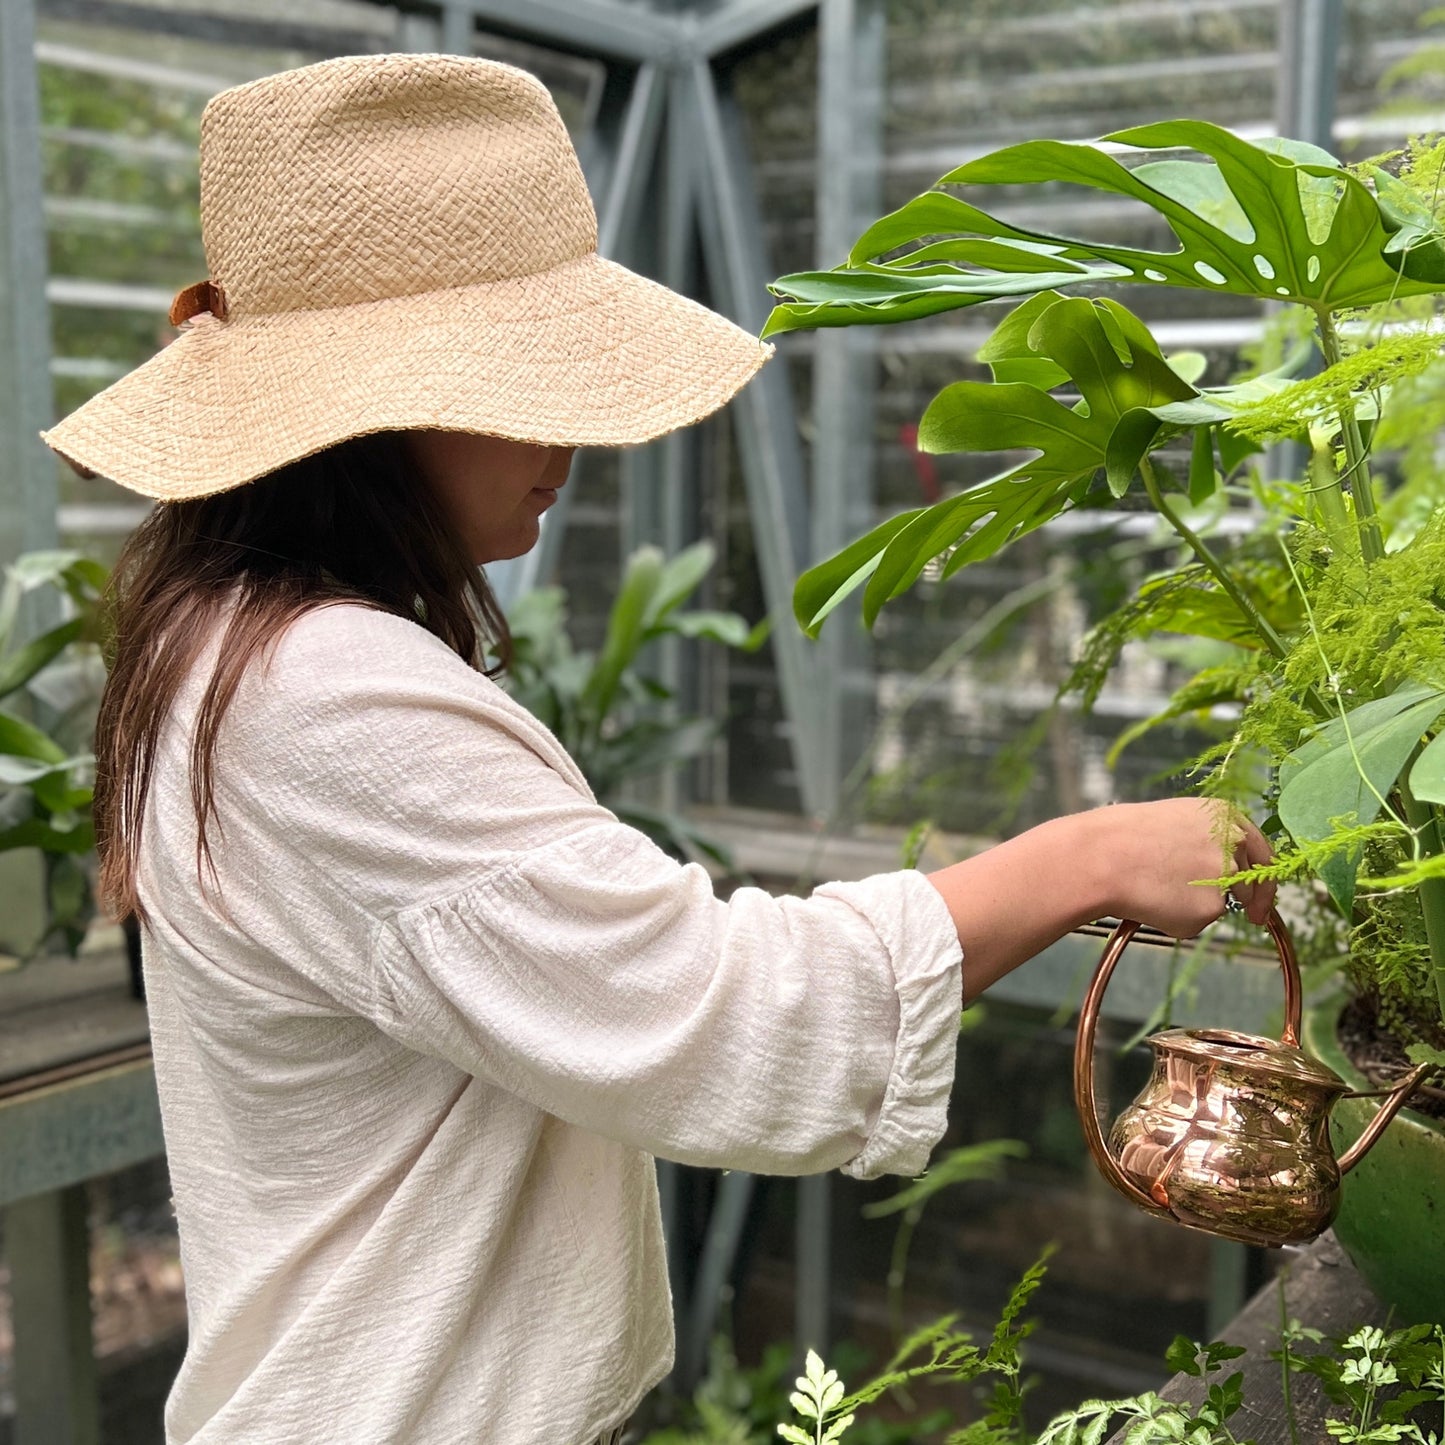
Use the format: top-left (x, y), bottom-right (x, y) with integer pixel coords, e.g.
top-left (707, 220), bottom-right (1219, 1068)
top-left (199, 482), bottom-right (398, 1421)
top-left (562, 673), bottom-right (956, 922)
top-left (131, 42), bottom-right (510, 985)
top-left (928, 799), bottom-right (1275, 1003)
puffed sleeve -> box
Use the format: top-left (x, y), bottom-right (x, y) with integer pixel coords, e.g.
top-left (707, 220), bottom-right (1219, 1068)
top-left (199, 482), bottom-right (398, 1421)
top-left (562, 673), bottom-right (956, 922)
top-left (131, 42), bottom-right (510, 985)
top-left (219, 605), bottom-right (964, 1178)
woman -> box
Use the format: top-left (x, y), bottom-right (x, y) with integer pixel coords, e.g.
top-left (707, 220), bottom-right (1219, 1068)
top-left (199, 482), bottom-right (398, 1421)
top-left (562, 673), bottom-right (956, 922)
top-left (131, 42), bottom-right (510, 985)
top-left (43, 53), bottom-right (1273, 1445)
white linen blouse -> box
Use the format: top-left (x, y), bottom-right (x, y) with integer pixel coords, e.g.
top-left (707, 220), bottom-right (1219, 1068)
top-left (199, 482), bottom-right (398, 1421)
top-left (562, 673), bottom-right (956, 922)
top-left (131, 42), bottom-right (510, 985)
top-left (138, 602), bottom-right (964, 1445)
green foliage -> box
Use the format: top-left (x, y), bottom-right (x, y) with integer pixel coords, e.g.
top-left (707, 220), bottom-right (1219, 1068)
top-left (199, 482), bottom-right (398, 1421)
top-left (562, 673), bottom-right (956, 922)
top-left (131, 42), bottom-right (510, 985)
top-left (1278, 683), bottom-right (1445, 915)
top-left (788, 286), bottom-right (1308, 636)
top-left (505, 542), bottom-right (765, 866)
top-left (862, 1140), bottom-right (1028, 1221)
top-left (861, 1140), bottom-right (1028, 1344)
top-left (0, 551), bottom-right (108, 956)
top-left (1278, 1320), bottom-right (1445, 1444)
top-left (899, 819), bottom-right (934, 870)
top-left (778, 1351), bottom-right (855, 1445)
top-left (1227, 331), bottom-right (1442, 446)
top-left (664, 1270), bottom-right (1444, 1445)
top-left (766, 122), bottom-right (1445, 340)
top-left (791, 290), bottom-right (1277, 635)
top-left (765, 1255), bottom-right (1267, 1445)
top-left (774, 115), bottom-right (1445, 1034)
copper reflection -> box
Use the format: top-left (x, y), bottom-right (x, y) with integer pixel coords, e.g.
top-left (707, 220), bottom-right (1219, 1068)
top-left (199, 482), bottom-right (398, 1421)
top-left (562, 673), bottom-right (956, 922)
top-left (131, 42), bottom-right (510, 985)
top-left (1074, 912), bottom-right (1431, 1248)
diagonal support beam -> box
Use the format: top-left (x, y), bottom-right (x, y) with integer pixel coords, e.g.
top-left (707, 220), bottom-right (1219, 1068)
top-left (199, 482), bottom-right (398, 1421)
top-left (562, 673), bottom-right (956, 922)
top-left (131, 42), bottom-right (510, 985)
top-left (595, 63), bottom-right (669, 258)
top-left (693, 0), bottom-right (820, 58)
top-left (689, 59), bottom-right (827, 815)
top-left (435, 0), bottom-right (682, 64)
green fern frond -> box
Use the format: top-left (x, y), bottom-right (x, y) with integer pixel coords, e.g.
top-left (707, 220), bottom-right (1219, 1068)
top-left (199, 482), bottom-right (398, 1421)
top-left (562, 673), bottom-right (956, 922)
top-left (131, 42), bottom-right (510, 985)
top-left (1229, 331), bottom-right (1443, 444)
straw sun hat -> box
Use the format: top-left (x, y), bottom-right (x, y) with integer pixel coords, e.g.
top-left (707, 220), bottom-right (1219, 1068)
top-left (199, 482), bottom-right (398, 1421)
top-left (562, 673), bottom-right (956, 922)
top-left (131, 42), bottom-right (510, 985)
top-left (41, 53), bottom-right (773, 501)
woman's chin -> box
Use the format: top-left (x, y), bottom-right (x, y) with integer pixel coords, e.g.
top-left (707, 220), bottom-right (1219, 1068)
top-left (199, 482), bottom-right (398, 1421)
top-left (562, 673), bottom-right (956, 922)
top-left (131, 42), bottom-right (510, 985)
top-left (476, 524), bottom-right (541, 566)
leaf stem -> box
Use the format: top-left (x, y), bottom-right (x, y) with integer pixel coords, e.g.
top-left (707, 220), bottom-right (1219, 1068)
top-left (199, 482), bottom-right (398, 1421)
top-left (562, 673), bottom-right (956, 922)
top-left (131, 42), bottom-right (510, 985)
top-left (1316, 309), bottom-right (1385, 566)
top-left (1278, 1280), bottom-right (1301, 1445)
top-left (1138, 455), bottom-right (1289, 660)
top-left (886, 1206), bottom-right (921, 1345)
top-left (1399, 780), bottom-right (1445, 1031)
top-left (1307, 439), bottom-right (1361, 564)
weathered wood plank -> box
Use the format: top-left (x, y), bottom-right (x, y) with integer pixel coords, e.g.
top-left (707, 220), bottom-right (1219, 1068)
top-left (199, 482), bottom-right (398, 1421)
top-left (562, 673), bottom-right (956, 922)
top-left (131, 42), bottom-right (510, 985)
top-left (1108, 1232), bottom-right (1388, 1445)
top-left (0, 956), bottom-right (147, 1085)
top-left (0, 1057), bottom-right (162, 1207)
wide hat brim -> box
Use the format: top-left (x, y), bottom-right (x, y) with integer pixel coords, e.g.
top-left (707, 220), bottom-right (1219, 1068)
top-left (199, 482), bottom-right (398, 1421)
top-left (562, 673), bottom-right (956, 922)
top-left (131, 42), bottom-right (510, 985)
top-left (42, 253), bottom-right (772, 501)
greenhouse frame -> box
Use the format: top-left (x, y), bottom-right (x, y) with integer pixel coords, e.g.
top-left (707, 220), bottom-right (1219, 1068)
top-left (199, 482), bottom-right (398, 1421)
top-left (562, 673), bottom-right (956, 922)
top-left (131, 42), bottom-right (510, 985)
top-left (2, 1), bottom-right (1442, 1441)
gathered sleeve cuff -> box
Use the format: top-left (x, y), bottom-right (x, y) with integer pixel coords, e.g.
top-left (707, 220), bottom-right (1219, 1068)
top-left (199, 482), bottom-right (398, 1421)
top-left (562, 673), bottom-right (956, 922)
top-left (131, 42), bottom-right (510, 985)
top-left (815, 873), bottom-right (964, 1181)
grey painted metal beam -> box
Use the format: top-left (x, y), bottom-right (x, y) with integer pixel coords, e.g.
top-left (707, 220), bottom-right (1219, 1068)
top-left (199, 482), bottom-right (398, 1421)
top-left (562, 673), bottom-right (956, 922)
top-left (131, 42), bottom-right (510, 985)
top-left (436, 0), bottom-right (682, 64)
top-left (7, 1184), bottom-right (100, 1445)
top-left (581, 59), bottom-right (667, 585)
top-left (1, 0), bottom-right (58, 568)
top-left (689, 59), bottom-right (827, 814)
top-left (596, 64), bottom-right (668, 270)
top-left (1276, 0), bottom-right (1344, 150)
top-left (679, 1168), bottom-right (755, 1390)
top-left (806, 0), bottom-right (883, 817)
top-left (795, 0), bottom-right (885, 1357)
top-left (440, 0), bottom-right (472, 56)
top-left (657, 64), bottom-right (701, 569)
top-left (37, 0), bottom-right (393, 61)
top-left (33, 38), bottom-right (233, 96)
top-left (795, 1173), bottom-right (831, 1356)
top-left (694, 0), bottom-right (819, 58)
top-left (647, 65), bottom-right (703, 736)
top-left (47, 276), bottom-right (173, 312)
top-left (1270, 0), bottom-right (1342, 480)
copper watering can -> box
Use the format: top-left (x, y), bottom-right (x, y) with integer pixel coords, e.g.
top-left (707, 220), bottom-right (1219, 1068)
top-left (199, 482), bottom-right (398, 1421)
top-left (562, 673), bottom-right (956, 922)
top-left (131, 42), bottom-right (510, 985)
top-left (1074, 911), bottom-right (1432, 1247)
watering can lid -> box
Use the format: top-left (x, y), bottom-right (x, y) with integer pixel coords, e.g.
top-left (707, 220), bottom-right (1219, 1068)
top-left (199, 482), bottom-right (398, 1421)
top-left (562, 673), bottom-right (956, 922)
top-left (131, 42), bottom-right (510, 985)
top-left (1150, 1026), bottom-right (1349, 1089)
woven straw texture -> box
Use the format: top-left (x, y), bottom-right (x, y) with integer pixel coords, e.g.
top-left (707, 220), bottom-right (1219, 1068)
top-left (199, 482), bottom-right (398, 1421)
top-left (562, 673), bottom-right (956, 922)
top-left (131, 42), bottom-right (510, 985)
top-left (42, 53), bottom-right (772, 500)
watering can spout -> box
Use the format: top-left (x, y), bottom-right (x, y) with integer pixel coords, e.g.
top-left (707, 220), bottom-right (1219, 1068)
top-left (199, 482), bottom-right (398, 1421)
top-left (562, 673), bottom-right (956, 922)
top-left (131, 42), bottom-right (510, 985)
top-left (1337, 1063), bottom-right (1434, 1175)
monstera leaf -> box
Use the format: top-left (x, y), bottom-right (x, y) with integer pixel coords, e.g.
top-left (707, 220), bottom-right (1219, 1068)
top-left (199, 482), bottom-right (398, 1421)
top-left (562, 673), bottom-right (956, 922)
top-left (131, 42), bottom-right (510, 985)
top-left (794, 296), bottom-right (1206, 634)
top-left (765, 121), bottom-right (1445, 338)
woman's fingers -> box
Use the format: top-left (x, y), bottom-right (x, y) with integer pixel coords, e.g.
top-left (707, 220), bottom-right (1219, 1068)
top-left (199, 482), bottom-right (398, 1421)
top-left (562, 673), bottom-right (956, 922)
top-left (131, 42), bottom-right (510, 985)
top-left (1230, 817), bottom-right (1276, 926)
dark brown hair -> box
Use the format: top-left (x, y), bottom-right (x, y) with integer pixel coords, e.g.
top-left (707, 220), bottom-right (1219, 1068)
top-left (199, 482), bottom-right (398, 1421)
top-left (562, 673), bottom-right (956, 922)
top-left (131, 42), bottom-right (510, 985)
top-left (94, 430), bottom-right (511, 921)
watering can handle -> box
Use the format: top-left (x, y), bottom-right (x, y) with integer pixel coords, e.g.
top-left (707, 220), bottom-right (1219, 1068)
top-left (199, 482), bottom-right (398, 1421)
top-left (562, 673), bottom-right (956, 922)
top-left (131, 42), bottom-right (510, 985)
top-left (1071, 909), bottom-right (1302, 1215)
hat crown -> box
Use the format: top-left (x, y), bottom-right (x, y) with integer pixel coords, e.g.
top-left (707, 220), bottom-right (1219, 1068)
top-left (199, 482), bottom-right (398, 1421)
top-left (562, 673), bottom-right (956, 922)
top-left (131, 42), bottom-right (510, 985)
top-left (199, 54), bottom-right (597, 317)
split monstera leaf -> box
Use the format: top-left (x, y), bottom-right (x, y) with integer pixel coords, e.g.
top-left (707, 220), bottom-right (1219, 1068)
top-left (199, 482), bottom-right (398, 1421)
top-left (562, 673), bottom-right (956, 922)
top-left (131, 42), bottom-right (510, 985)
top-left (766, 120), bottom-right (1445, 337)
top-left (790, 288), bottom-right (1287, 633)
top-left (768, 120), bottom-right (1445, 636)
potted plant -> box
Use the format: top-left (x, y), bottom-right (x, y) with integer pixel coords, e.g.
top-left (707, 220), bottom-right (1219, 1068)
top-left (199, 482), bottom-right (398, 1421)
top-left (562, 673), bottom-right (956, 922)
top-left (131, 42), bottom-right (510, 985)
top-left (0, 549), bottom-right (107, 960)
top-left (765, 123), bottom-right (1445, 1319)
top-left (504, 539), bottom-right (766, 865)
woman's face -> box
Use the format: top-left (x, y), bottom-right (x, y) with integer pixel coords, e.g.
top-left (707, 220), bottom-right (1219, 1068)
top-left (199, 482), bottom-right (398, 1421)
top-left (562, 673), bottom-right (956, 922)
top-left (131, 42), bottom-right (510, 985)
top-left (408, 430), bottom-right (575, 564)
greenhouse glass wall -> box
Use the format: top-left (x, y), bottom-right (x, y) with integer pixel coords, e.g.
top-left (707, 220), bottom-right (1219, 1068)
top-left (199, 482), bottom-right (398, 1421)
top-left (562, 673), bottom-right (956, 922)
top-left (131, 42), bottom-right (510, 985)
top-left (1, 1), bottom-right (1443, 1441)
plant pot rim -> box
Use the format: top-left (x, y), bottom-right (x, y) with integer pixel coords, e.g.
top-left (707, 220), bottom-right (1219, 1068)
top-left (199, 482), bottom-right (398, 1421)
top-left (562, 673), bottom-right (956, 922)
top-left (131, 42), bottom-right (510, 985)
top-left (1303, 992), bottom-right (1445, 1138)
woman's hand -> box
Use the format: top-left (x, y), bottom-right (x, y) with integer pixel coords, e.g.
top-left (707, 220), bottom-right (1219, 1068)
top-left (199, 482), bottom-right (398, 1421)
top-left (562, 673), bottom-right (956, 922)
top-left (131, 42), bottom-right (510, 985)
top-left (1092, 797), bottom-right (1275, 936)
top-left (926, 797), bottom-right (1275, 1003)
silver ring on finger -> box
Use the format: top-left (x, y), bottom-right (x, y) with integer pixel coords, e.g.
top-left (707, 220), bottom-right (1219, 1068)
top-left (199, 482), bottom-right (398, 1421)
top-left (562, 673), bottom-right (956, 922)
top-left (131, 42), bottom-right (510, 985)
top-left (1223, 888), bottom-right (1246, 915)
